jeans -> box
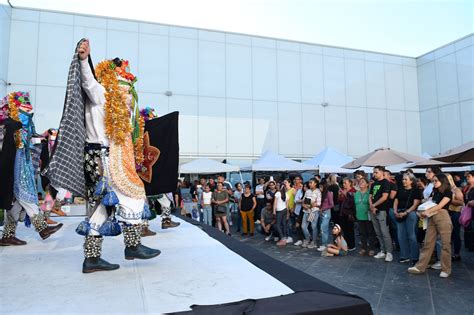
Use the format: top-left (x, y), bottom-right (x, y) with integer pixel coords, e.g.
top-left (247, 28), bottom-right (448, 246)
top-left (320, 210), bottom-right (331, 246)
top-left (371, 211), bottom-right (393, 253)
top-left (396, 211), bottom-right (419, 261)
top-left (287, 212), bottom-right (297, 239)
top-left (226, 203), bottom-right (231, 225)
top-left (236, 207), bottom-right (242, 232)
top-left (198, 205), bottom-right (204, 223)
top-left (302, 211), bottom-right (319, 242)
top-left (202, 205), bottom-right (212, 226)
top-left (275, 209), bottom-right (288, 239)
top-left (294, 210), bottom-right (305, 242)
top-left (256, 198), bottom-right (265, 221)
top-left (389, 208), bottom-right (399, 248)
top-left (449, 211), bottom-right (461, 256)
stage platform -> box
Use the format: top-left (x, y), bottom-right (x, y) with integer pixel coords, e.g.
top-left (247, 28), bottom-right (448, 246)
top-left (0, 215), bottom-right (371, 314)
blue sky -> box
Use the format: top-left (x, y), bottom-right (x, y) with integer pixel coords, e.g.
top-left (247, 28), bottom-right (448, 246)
top-left (5, 0), bottom-right (473, 56)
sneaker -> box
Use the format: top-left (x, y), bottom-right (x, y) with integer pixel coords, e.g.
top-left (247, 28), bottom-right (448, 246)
top-left (374, 251), bottom-right (386, 259)
top-left (348, 247), bottom-right (356, 252)
top-left (408, 266), bottom-right (423, 274)
top-left (399, 258), bottom-right (410, 263)
top-left (439, 271), bottom-right (450, 278)
top-left (255, 220), bottom-right (261, 225)
top-left (301, 240), bottom-right (309, 248)
top-left (317, 245), bottom-right (327, 252)
top-left (358, 249), bottom-right (367, 256)
top-left (285, 237), bottom-right (293, 244)
top-left (368, 250), bottom-right (375, 256)
top-left (276, 239), bottom-right (287, 246)
top-left (307, 242), bottom-right (317, 249)
top-left (385, 253), bottom-right (393, 262)
top-left (431, 261), bottom-right (442, 270)
top-left (265, 235), bottom-right (272, 241)
top-left (274, 237), bottom-right (279, 242)
top-left (294, 240), bottom-right (303, 246)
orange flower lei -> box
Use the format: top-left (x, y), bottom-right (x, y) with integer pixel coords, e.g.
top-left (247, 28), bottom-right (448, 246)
top-left (8, 92), bottom-right (22, 149)
top-left (95, 60), bottom-right (131, 144)
top-left (134, 115), bottom-right (145, 165)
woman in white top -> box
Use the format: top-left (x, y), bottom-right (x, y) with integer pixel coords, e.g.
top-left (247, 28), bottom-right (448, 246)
top-left (273, 184), bottom-right (288, 246)
top-left (201, 184), bottom-right (213, 226)
top-left (301, 178), bottom-right (322, 249)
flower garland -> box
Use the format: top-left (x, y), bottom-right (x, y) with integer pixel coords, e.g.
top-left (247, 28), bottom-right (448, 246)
top-left (8, 92), bottom-right (23, 148)
top-left (95, 60), bottom-right (131, 144)
top-left (134, 115), bottom-right (145, 165)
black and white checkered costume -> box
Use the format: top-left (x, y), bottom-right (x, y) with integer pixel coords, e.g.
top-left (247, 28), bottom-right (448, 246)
top-left (44, 39), bottom-right (94, 198)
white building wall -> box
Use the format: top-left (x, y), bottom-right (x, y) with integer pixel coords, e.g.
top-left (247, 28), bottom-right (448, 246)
top-left (0, 3), bottom-right (11, 97)
top-left (4, 7), bottom-right (425, 163)
top-left (417, 34), bottom-right (474, 155)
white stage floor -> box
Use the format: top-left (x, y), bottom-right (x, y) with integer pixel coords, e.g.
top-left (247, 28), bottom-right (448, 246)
top-left (0, 216), bottom-right (293, 314)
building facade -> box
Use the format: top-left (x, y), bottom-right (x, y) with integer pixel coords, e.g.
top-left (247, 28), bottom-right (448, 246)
top-left (0, 5), bottom-right (472, 165)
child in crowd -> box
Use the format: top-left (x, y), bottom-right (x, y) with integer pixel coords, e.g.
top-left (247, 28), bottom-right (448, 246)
top-left (261, 201), bottom-right (277, 241)
top-left (322, 224), bottom-right (348, 257)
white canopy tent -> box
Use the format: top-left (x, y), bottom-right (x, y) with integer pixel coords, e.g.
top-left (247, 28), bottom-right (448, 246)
top-left (303, 147), bottom-right (370, 173)
top-left (248, 151), bottom-right (316, 172)
top-left (179, 158), bottom-right (240, 174)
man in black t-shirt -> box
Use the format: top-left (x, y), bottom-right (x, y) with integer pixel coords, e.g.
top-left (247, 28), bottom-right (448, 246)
top-left (369, 166), bottom-right (393, 262)
top-left (384, 170), bottom-right (399, 250)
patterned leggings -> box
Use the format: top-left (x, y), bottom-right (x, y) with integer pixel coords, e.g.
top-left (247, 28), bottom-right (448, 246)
top-left (84, 144), bottom-right (107, 216)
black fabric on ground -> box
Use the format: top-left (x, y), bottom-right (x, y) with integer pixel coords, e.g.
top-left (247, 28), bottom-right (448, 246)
top-left (143, 111), bottom-right (179, 195)
top-left (172, 214), bottom-right (372, 315)
top-left (0, 118), bottom-right (22, 210)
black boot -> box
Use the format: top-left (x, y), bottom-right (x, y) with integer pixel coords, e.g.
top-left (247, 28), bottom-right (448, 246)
top-left (162, 218), bottom-right (180, 229)
top-left (0, 222), bottom-right (27, 246)
top-left (32, 212), bottom-right (63, 240)
top-left (123, 224), bottom-right (161, 260)
top-left (82, 235), bottom-right (120, 273)
top-left (39, 224), bottom-right (63, 240)
top-left (83, 257), bottom-right (120, 273)
top-left (125, 244), bottom-right (161, 260)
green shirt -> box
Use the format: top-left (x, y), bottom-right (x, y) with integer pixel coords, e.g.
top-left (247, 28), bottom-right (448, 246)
top-left (354, 190), bottom-right (370, 221)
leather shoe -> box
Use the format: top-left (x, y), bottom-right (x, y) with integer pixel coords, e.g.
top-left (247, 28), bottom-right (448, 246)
top-left (141, 226), bottom-right (157, 237)
top-left (0, 237), bottom-right (27, 246)
top-left (162, 219), bottom-right (180, 229)
top-left (82, 257), bottom-right (120, 273)
top-left (125, 244), bottom-right (161, 260)
top-left (39, 223), bottom-right (63, 240)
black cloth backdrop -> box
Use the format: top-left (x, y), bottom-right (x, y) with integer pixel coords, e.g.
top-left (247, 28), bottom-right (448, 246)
top-left (172, 214), bottom-right (372, 315)
top-left (0, 118), bottom-right (22, 210)
top-left (143, 111), bottom-right (179, 195)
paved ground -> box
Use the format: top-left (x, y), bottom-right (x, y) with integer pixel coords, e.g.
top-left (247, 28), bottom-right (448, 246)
top-left (231, 225), bottom-right (474, 315)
